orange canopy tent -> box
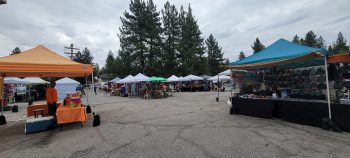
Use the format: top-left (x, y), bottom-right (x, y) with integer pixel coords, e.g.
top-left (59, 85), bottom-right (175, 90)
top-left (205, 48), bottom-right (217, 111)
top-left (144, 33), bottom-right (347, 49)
top-left (0, 45), bottom-right (93, 77)
top-left (328, 53), bottom-right (350, 64)
top-left (0, 45), bottom-right (94, 125)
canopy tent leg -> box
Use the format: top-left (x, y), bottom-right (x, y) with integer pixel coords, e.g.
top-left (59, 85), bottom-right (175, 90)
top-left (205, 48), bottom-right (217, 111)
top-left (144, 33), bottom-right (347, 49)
top-left (324, 56), bottom-right (332, 119)
top-left (1, 77), bottom-right (3, 116)
top-left (216, 74), bottom-right (220, 102)
top-left (85, 77), bottom-right (89, 105)
top-left (0, 77), bottom-right (6, 125)
top-left (92, 71), bottom-right (96, 108)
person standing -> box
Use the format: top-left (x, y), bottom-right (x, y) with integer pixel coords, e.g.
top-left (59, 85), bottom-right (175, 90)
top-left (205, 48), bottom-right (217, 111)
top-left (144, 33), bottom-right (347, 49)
top-left (46, 80), bottom-right (58, 116)
top-left (94, 84), bottom-right (98, 95)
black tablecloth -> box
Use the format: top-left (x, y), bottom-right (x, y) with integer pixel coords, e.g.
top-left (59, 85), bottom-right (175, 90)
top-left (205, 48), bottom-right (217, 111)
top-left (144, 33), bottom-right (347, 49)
top-left (230, 97), bottom-right (350, 132)
top-left (231, 98), bottom-right (274, 119)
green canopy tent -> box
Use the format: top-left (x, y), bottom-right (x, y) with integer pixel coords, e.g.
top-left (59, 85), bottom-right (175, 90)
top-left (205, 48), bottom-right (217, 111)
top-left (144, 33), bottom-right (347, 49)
top-left (147, 77), bottom-right (167, 82)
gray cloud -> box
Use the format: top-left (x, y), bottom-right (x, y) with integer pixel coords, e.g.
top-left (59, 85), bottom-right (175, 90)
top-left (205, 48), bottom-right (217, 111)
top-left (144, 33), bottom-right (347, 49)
top-left (0, 0), bottom-right (349, 67)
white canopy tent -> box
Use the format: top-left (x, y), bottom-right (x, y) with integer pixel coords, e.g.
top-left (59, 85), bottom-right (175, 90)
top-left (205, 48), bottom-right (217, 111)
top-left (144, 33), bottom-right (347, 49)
top-left (117, 75), bottom-right (135, 83)
top-left (219, 69), bottom-right (247, 75)
top-left (56, 77), bottom-right (80, 101)
top-left (4, 77), bottom-right (28, 84)
top-left (167, 75), bottom-right (179, 82)
top-left (110, 77), bottom-right (121, 83)
top-left (134, 73), bottom-right (149, 82)
top-left (178, 76), bottom-right (189, 82)
top-left (183, 74), bottom-right (204, 81)
top-left (200, 75), bottom-right (212, 80)
top-left (208, 75), bottom-right (231, 83)
top-left (23, 77), bottom-right (48, 85)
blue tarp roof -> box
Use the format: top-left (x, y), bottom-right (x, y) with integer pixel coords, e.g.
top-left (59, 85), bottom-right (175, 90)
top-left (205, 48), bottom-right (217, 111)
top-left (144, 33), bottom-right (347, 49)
top-left (231, 38), bottom-right (326, 66)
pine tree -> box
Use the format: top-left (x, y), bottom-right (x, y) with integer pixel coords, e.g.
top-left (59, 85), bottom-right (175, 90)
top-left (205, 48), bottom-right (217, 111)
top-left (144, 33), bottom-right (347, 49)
top-left (162, 1), bottom-right (180, 76)
top-left (302, 30), bottom-right (318, 47)
top-left (238, 51), bottom-right (245, 60)
top-left (292, 35), bottom-right (300, 44)
top-left (10, 47), bottom-right (21, 55)
top-left (73, 48), bottom-right (94, 84)
top-left (223, 58), bottom-right (230, 66)
top-left (144, 0), bottom-right (163, 76)
top-left (103, 50), bottom-right (116, 74)
top-left (316, 36), bottom-right (326, 49)
top-left (177, 5), bottom-right (188, 75)
top-left (119, 0), bottom-right (148, 74)
top-left (94, 63), bottom-right (100, 77)
top-left (179, 4), bottom-right (205, 75)
top-left (331, 32), bottom-right (349, 55)
top-left (74, 48), bottom-right (93, 64)
top-left (206, 34), bottom-right (224, 75)
top-left (81, 47), bottom-right (94, 64)
top-left (252, 38), bottom-right (265, 54)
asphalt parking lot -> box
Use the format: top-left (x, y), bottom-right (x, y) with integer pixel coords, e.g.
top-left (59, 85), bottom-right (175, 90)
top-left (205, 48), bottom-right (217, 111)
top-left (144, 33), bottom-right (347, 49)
top-left (0, 90), bottom-right (350, 158)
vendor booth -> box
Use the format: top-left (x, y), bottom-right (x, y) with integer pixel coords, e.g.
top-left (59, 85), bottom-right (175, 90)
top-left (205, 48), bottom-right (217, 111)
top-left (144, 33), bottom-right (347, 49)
top-left (167, 75), bottom-right (179, 82)
top-left (225, 38), bottom-right (350, 132)
top-left (110, 76), bottom-right (121, 83)
top-left (56, 77), bottom-right (80, 100)
top-left (0, 45), bottom-right (93, 133)
top-left (23, 77), bottom-right (49, 101)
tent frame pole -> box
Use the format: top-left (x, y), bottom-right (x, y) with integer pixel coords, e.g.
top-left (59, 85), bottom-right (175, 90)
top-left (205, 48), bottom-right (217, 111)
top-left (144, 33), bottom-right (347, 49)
top-left (1, 77), bottom-right (4, 116)
top-left (324, 56), bottom-right (332, 120)
top-left (217, 74), bottom-right (220, 101)
top-left (92, 71), bottom-right (96, 107)
top-left (85, 77), bottom-right (89, 105)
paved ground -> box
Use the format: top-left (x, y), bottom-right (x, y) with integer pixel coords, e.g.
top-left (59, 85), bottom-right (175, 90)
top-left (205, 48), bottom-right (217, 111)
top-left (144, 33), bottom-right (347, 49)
top-left (1, 90), bottom-right (350, 158)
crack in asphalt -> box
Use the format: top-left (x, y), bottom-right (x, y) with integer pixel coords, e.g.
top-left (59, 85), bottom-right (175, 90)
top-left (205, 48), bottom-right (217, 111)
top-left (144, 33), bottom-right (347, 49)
top-left (109, 132), bottom-right (152, 154)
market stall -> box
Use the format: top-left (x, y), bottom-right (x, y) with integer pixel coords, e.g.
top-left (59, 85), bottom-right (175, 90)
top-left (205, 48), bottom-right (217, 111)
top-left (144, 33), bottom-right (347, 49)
top-left (179, 75), bottom-right (204, 92)
top-left (110, 76), bottom-right (121, 83)
top-left (23, 77), bottom-right (49, 101)
top-left (225, 39), bottom-right (350, 132)
top-left (0, 45), bottom-right (93, 132)
top-left (56, 77), bottom-right (80, 100)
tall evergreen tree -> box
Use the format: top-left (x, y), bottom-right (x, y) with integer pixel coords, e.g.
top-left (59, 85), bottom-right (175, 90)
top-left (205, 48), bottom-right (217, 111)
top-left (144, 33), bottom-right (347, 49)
top-left (73, 48), bottom-right (94, 84)
top-left (178, 4), bottom-right (205, 75)
top-left (94, 63), bottom-right (100, 77)
top-left (119, 0), bottom-right (148, 74)
top-left (238, 51), bottom-right (246, 60)
top-left (177, 5), bottom-right (188, 75)
top-left (223, 58), bottom-right (230, 66)
top-left (302, 30), bottom-right (318, 47)
top-left (103, 50), bottom-right (116, 74)
top-left (162, 1), bottom-right (180, 76)
top-left (252, 38), bottom-right (265, 54)
top-left (330, 32), bottom-right (349, 55)
top-left (144, 0), bottom-right (163, 76)
top-left (206, 34), bottom-right (224, 75)
top-left (10, 47), bottom-right (21, 55)
top-left (316, 36), bottom-right (326, 49)
top-left (118, 0), bottom-right (164, 76)
top-left (292, 35), bottom-right (300, 44)
top-left (74, 47), bottom-right (93, 64)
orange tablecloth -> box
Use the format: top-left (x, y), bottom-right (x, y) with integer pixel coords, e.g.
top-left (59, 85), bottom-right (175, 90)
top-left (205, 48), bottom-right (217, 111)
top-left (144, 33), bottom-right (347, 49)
top-left (27, 103), bottom-right (48, 117)
top-left (27, 102), bottom-right (62, 117)
top-left (56, 106), bottom-right (87, 125)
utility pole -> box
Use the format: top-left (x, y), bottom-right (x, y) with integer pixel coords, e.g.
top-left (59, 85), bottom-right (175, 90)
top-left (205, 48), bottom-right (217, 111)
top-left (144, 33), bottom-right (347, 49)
top-left (64, 43), bottom-right (79, 60)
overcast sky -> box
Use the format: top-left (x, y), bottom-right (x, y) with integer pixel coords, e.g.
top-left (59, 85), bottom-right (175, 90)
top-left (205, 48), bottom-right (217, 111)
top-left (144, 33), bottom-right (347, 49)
top-left (0, 0), bottom-right (349, 67)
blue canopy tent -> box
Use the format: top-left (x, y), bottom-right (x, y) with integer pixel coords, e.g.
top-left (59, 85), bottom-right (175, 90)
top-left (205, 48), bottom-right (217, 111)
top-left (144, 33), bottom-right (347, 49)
top-left (225, 38), bottom-right (333, 121)
top-left (227, 38), bottom-right (326, 70)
